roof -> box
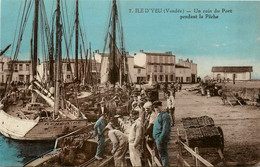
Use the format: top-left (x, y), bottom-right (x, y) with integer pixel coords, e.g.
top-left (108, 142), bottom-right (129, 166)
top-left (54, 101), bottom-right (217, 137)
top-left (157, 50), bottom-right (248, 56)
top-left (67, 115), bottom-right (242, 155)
top-left (134, 65), bottom-right (145, 69)
top-left (143, 52), bottom-right (175, 57)
top-left (175, 64), bottom-right (190, 68)
top-left (99, 53), bottom-right (134, 58)
top-left (211, 66), bottom-right (253, 72)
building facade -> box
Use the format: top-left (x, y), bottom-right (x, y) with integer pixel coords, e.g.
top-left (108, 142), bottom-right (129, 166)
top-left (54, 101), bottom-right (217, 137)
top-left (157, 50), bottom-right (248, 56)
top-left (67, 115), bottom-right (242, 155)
top-left (175, 65), bottom-right (192, 83)
top-left (133, 65), bottom-right (146, 84)
top-left (212, 66), bottom-right (253, 81)
top-left (134, 51), bottom-right (176, 83)
top-left (37, 59), bottom-right (101, 84)
top-left (0, 56), bottom-right (31, 84)
top-left (176, 58), bottom-right (197, 83)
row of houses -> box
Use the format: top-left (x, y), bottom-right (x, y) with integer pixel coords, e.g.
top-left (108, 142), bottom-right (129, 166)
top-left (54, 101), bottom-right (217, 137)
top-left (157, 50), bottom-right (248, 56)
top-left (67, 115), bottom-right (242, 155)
top-left (99, 50), bottom-right (198, 84)
top-left (1, 51), bottom-right (198, 84)
top-left (1, 51), bottom-right (254, 85)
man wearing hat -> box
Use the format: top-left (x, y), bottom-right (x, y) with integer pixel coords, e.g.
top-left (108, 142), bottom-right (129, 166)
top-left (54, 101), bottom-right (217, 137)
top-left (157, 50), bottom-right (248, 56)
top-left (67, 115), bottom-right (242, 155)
top-left (94, 114), bottom-right (107, 160)
top-left (153, 100), bottom-right (172, 167)
top-left (104, 122), bottom-right (128, 167)
top-left (98, 97), bottom-right (108, 117)
top-left (128, 107), bottom-right (145, 166)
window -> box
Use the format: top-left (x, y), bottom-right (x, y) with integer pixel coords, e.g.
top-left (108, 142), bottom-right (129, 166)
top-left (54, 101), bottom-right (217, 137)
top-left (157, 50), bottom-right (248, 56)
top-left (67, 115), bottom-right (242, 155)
top-left (164, 56), bottom-right (168, 63)
top-left (186, 77), bottom-right (190, 82)
top-left (147, 75), bottom-right (150, 81)
top-left (154, 65), bottom-right (157, 72)
top-left (19, 64), bottom-right (23, 71)
top-left (67, 75), bottom-right (71, 79)
top-left (0, 64), bottom-right (3, 71)
top-left (138, 69), bottom-right (141, 74)
top-left (8, 64), bottom-right (11, 70)
top-left (26, 64), bottom-right (30, 71)
top-left (14, 64), bottom-right (18, 71)
top-left (2, 75), bottom-right (4, 83)
top-left (160, 65), bottom-right (163, 72)
top-left (154, 75), bottom-right (157, 82)
top-left (170, 75), bottom-right (174, 81)
top-left (26, 75), bottom-right (30, 82)
top-left (153, 56), bottom-right (157, 63)
top-left (19, 75), bottom-right (24, 81)
top-left (147, 65), bottom-right (151, 73)
top-left (165, 75), bottom-right (168, 82)
top-left (242, 73), bottom-right (246, 79)
top-left (159, 75), bottom-right (163, 81)
top-left (159, 56), bottom-right (163, 63)
top-left (165, 65), bottom-right (168, 73)
top-left (67, 64), bottom-right (71, 71)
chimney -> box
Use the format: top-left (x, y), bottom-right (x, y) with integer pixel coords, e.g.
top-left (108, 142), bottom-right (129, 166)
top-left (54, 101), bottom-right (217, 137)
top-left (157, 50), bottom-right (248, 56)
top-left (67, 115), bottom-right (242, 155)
top-left (140, 50), bottom-right (144, 53)
top-left (191, 60), bottom-right (193, 63)
top-left (165, 51), bottom-right (172, 55)
top-left (95, 50), bottom-right (99, 54)
top-left (186, 58), bottom-right (189, 62)
top-left (134, 53), bottom-right (136, 56)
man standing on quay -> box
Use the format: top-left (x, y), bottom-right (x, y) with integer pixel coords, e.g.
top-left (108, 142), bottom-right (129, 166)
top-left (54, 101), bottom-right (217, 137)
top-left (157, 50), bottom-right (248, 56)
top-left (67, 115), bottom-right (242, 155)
top-left (153, 101), bottom-right (172, 167)
top-left (94, 114), bottom-right (106, 160)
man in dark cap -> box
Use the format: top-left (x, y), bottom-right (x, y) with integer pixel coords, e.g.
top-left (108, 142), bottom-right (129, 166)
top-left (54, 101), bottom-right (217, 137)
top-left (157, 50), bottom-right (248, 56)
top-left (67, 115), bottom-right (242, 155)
top-left (152, 100), bottom-right (172, 167)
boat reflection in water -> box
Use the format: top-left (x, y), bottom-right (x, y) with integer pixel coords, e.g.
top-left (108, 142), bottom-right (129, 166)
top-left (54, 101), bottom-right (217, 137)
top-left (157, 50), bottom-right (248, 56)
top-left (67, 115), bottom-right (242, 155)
top-left (0, 135), bottom-right (54, 166)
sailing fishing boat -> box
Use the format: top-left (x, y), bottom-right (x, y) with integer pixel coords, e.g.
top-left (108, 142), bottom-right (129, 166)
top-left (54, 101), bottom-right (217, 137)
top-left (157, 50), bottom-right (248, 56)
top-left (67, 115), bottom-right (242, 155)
top-left (0, 0), bottom-right (88, 141)
top-left (100, 0), bottom-right (132, 87)
top-left (24, 0), bottom-right (131, 165)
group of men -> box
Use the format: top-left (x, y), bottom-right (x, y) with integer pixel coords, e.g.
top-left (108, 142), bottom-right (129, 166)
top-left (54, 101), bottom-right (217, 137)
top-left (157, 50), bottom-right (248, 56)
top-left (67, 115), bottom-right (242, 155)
top-left (93, 88), bottom-right (176, 167)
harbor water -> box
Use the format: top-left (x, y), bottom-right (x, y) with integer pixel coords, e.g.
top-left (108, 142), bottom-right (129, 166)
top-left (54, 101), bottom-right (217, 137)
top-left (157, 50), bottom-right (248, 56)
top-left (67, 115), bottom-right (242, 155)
top-left (0, 135), bottom-right (54, 166)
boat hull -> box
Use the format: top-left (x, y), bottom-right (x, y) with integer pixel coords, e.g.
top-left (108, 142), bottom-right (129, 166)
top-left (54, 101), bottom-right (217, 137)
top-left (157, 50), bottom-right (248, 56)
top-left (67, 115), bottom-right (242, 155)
top-left (0, 110), bottom-right (88, 141)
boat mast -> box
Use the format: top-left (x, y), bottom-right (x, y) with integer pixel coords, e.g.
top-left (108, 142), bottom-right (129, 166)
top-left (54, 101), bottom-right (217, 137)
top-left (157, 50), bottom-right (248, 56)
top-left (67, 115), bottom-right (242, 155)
top-left (108, 0), bottom-right (118, 86)
top-left (32, 0), bottom-right (39, 79)
top-left (75, 0), bottom-right (79, 81)
top-left (49, 25), bottom-right (54, 85)
top-left (54, 0), bottom-right (62, 115)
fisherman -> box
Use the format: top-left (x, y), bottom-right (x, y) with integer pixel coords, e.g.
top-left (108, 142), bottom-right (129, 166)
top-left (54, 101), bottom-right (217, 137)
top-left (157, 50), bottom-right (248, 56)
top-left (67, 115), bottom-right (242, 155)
top-left (166, 91), bottom-right (175, 126)
top-left (128, 107), bottom-right (145, 166)
top-left (104, 122), bottom-right (128, 167)
top-left (170, 82), bottom-right (176, 97)
top-left (153, 100), bottom-right (172, 167)
top-left (94, 114), bottom-right (107, 160)
top-left (98, 97), bottom-right (108, 117)
top-left (131, 92), bottom-right (139, 117)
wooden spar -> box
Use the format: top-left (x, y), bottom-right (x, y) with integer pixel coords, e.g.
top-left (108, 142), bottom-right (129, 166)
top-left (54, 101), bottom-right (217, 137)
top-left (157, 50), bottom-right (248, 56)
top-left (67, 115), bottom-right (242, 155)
top-left (75, 0), bottom-right (79, 81)
top-left (80, 45), bottom-right (83, 82)
top-left (32, 0), bottom-right (39, 78)
top-left (49, 23), bottom-right (54, 84)
top-left (93, 51), bottom-right (98, 85)
top-left (84, 49), bottom-right (88, 84)
top-left (54, 0), bottom-right (62, 115)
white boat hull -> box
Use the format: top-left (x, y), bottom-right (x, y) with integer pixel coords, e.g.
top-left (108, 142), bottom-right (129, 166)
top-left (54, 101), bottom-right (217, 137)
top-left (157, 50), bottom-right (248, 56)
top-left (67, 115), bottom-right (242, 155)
top-left (0, 110), bottom-right (88, 140)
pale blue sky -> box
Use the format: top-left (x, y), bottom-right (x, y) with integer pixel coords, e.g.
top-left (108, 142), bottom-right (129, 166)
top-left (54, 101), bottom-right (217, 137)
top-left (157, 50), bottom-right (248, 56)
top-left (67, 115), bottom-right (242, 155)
top-left (1, 0), bottom-right (260, 78)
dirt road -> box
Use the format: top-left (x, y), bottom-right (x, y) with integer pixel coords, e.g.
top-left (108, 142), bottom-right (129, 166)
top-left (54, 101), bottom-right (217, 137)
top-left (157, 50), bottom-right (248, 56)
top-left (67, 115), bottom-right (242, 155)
top-left (171, 84), bottom-right (260, 166)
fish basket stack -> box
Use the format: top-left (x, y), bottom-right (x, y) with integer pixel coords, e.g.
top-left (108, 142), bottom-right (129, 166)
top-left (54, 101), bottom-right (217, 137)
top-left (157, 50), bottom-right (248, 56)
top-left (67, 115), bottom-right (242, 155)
top-left (182, 116), bottom-right (221, 148)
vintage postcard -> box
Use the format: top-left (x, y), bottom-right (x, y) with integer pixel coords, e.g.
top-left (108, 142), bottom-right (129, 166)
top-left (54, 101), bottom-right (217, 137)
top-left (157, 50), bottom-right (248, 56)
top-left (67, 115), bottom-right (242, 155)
top-left (0, 0), bottom-right (260, 166)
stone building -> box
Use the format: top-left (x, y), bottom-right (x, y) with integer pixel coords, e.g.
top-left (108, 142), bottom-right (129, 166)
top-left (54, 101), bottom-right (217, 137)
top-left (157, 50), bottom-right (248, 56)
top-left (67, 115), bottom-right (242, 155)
top-left (133, 65), bottom-right (146, 84)
top-left (134, 51), bottom-right (176, 83)
top-left (175, 58), bottom-right (197, 83)
top-left (211, 66), bottom-right (253, 81)
top-left (37, 59), bottom-right (101, 84)
top-left (0, 56), bottom-right (31, 84)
